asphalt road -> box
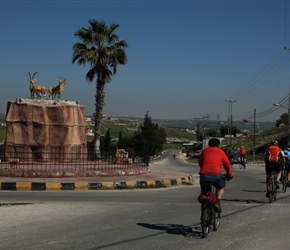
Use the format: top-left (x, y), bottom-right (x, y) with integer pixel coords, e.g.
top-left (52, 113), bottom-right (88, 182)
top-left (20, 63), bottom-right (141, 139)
top-left (0, 150), bottom-right (290, 250)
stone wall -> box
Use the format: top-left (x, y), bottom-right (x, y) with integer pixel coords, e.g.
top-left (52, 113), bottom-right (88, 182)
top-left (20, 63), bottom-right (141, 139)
top-left (4, 99), bottom-right (87, 162)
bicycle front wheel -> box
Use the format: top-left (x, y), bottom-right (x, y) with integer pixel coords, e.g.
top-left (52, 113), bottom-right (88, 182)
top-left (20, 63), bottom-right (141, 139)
top-left (201, 207), bottom-right (210, 238)
top-left (269, 175), bottom-right (275, 203)
top-left (212, 208), bottom-right (220, 231)
top-left (282, 171), bottom-right (287, 193)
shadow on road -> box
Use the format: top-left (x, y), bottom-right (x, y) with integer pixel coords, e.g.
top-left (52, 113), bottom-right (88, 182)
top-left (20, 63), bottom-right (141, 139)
top-left (222, 198), bottom-right (266, 204)
top-left (243, 189), bottom-right (265, 193)
top-left (137, 223), bottom-right (202, 239)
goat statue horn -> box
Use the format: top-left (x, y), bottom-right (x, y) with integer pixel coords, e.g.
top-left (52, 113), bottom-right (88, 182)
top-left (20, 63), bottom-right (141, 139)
top-left (32, 72), bottom-right (38, 79)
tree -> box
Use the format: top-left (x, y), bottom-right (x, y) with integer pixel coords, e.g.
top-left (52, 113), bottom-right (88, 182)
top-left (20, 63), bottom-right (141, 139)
top-left (104, 129), bottom-right (112, 152)
top-left (276, 113), bottom-right (288, 127)
top-left (133, 112), bottom-right (167, 157)
top-left (118, 131), bottom-right (128, 149)
top-left (118, 131), bottom-right (124, 149)
top-left (208, 128), bottom-right (218, 137)
top-left (219, 125), bottom-right (240, 137)
top-left (72, 20), bottom-right (128, 157)
top-left (100, 129), bottom-right (113, 152)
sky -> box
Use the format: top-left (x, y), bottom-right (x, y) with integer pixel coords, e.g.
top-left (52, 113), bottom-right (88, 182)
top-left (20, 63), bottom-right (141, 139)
top-left (1, 0), bottom-right (290, 123)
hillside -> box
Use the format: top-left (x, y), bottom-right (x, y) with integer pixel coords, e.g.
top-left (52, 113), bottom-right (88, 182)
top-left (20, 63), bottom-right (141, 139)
top-left (92, 118), bottom-right (197, 143)
top-left (0, 115), bottom-right (282, 159)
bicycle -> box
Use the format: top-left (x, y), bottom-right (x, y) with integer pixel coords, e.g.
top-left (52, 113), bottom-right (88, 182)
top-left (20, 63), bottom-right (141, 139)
top-left (268, 170), bottom-right (277, 203)
top-left (198, 175), bottom-right (232, 238)
top-left (281, 165), bottom-right (288, 193)
top-left (240, 155), bottom-right (246, 169)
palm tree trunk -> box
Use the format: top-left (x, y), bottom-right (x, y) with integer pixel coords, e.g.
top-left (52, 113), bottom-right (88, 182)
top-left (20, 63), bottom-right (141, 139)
top-left (94, 80), bottom-right (105, 158)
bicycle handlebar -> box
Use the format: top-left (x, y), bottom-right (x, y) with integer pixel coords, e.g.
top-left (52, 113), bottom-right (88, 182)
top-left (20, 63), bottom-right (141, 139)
top-left (222, 174), bottom-right (233, 181)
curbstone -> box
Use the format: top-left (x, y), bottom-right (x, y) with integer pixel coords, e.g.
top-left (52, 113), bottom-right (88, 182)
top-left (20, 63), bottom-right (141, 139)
top-left (61, 183), bottom-right (75, 190)
top-left (136, 181), bottom-right (147, 188)
top-left (1, 182), bottom-right (16, 190)
top-left (101, 182), bottom-right (115, 190)
top-left (114, 182), bottom-right (127, 189)
top-left (31, 183), bottom-right (46, 191)
top-left (146, 180), bottom-right (156, 188)
top-left (125, 181), bottom-right (137, 189)
top-left (155, 180), bottom-right (165, 188)
top-left (88, 182), bottom-right (102, 190)
top-left (170, 179), bottom-right (177, 186)
top-left (75, 182), bottom-right (89, 191)
top-left (163, 179), bottom-right (171, 187)
top-left (0, 175), bottom-right (194, 191)
top-left (46, 182), bottom-right (61, 191)
top-left (175, 178), bottom-right (183, 186)
top-left (16, 182), bottom-right (31, 191)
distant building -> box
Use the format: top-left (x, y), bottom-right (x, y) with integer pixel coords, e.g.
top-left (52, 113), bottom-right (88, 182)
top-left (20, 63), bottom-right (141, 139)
top-left (86, 129), bottom-right (94, 136)
top-left (107, 116), bottom-right (118, 121)
top-left (179, 128), bottom-right (196, 134)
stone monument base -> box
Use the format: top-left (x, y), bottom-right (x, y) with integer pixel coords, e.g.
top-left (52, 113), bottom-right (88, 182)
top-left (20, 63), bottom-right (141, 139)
top-left (4, 98), bottom-right (87, 162)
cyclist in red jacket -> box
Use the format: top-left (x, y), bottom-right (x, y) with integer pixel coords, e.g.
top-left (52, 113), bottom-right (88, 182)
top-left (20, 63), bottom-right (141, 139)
top-left (239, 146), bottom-right (246, 160)
top-left (198, 138), bottom-right (233, 212)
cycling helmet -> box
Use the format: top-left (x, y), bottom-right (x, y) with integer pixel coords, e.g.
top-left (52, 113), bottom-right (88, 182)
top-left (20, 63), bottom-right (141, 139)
top-left (271, 140), bottom-right (278, 146)
top-left (208, 137), bottom-right (221, 147)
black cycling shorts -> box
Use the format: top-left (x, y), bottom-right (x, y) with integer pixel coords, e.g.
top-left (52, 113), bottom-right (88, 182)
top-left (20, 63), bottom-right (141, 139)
top-left (199, 174), bottom-right (226, 194)
top-left (265, 161), bottom-right (281, 175)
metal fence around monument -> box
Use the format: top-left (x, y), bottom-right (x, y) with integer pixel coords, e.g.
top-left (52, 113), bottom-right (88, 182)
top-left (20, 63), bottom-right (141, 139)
top-left (0, 144), bottom-right (149, 173)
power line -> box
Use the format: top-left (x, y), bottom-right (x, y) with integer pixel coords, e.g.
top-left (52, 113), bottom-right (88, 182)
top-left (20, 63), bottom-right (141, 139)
top-left (212, 2), bottom-right (290, 122)
top-left (212, 49), bottom-right (289, 120)
top-left (228, 50), bottom-right (288, 102)
top-left (242, 94), bottom-right (289, 122)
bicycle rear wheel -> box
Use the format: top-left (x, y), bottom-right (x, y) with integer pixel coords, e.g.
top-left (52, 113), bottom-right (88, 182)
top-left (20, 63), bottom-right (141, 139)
top-left (269, 174), bottom-right (275, 203)
top-left (274, 186), bottom-right (277, 201)
top-left (201, 207), bottom-right (210, 238)
top-left (243, 159), bottom-right (246, 169)
top-left (282, 170), bottom-right (287, 193)
top-left (212, 208), bottom-right (220, 231)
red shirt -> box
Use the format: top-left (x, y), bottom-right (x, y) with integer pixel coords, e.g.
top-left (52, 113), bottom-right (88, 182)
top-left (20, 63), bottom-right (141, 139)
top-left (199, 146), bottom-right (232, 175)
top-left (240, 148), bottom-right (246, 155)
top-left (265, 145), bottom-right (284, 162)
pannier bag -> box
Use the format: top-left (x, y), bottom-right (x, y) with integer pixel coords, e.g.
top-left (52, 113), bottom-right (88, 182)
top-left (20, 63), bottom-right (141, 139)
top-left (198, 191), bottom-right (216, 204)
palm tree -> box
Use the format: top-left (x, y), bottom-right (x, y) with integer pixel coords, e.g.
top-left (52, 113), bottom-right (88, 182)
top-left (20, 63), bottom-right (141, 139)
top-left (72, 19), bottom-right (128, 157)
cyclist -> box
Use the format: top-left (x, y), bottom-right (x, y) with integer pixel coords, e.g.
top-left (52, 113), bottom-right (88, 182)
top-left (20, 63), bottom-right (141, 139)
top-left (198, 137), bottom-right (233, 213)
top-left (239, 146), bottom-right (246, 162)
top-left (283, 146), bottom-right (290, 187)
top-left (264, 140), bottom-right (285, 197)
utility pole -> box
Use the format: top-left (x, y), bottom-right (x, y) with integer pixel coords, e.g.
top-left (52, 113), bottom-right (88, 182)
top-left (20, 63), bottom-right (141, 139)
top-left (288, 84), bottom-right (290, 145)
top-left (225, 100), bottom-right (236, 147)
top-left (195, 116), bottom-right (208, 149)
top-left (253, 108), bottom-right (256, 164)
top-left (284, 47), bottom-right (290, 145)
top-left (194, 117), bottom-right (202, 143)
